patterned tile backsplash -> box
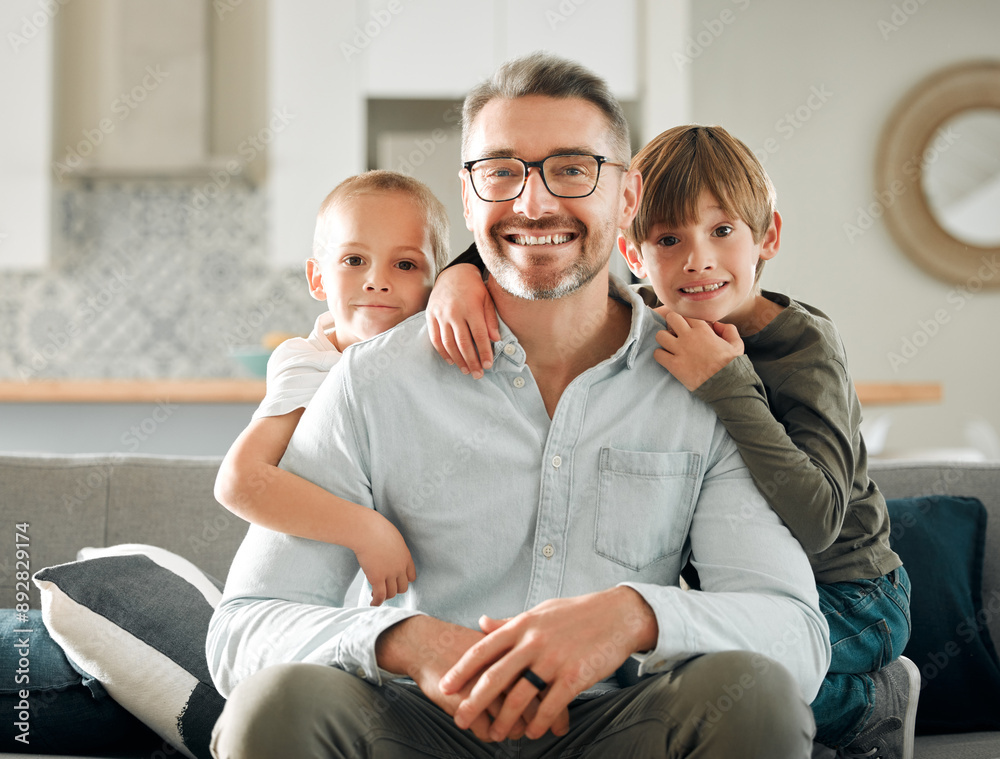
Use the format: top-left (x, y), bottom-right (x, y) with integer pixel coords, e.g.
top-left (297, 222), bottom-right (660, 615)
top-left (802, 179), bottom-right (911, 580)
top-left (0, 179), bottom-right (322, 381)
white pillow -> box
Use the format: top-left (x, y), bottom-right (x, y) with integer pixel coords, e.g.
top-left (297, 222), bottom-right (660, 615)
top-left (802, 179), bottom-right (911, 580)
top-left (34, 544), bottom-right (225, 759)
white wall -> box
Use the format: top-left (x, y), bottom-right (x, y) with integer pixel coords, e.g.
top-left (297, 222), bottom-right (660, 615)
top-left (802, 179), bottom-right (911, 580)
top-left (269, 1), bottom-right (364, 268)
top-left (688, 0), bottom-right (1000, 455)
top-left (0, 0), bottom-right (51, 270)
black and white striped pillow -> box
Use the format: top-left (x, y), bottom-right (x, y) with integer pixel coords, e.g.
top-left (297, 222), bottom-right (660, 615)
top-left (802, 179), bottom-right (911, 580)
top-left (34, 544), bottom-right (226, 759)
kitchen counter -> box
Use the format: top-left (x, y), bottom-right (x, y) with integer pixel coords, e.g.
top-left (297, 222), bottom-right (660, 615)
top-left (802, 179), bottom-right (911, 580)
top-left (0, 380), bottom-right (941, 405)
top-left (0, 379), bottom-right (266, 403)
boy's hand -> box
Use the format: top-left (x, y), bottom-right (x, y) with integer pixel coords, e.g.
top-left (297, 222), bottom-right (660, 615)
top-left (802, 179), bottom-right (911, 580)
top-left (654, 312), bottom-right (744, 391)
top-left (426, 263), bottom-right (501, 379)
top-left (354, 514), bottom-right (417, 606)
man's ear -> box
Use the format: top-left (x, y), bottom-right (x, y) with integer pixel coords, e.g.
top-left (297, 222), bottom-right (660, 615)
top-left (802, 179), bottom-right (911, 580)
top-left (618, 235), bottom-right (647, 279)
top-left (306, 258), bottom-right (326, 301)
top-left (460, 169), bottom-right (475, 232)
top-left (758, 210), bottom-right (782, 262)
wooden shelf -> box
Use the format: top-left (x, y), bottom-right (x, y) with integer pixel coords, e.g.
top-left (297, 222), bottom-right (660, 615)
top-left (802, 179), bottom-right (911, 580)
top-left (0, 379), bottom-right (941, 405)
top-left (853, 382), bottom-right (941, 406)
top-left (0, 380), bottom-right (265, 404)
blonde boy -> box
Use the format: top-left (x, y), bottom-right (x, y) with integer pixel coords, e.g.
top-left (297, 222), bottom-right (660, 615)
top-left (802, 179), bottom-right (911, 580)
top-left (216, 170), bottom-right (449, 606)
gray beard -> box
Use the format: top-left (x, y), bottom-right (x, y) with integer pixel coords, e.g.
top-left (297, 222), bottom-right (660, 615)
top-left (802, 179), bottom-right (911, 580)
top-left (480, 218), bottom-right (616, 301)
top-left (488, 253), bottom-right (602, 300)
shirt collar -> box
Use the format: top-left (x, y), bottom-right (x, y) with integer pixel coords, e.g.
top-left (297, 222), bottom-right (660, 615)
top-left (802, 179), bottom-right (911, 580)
top-left (489, 275), bottom-right (647, 372)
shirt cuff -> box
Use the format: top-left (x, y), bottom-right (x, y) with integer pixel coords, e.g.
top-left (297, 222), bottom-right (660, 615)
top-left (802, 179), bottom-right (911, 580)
top-left (617, 581), bottom-right (694, 677)
top-left (339, 608), bottom-right (427, 685)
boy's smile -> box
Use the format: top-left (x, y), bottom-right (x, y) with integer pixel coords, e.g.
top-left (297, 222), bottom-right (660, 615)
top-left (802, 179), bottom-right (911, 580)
top-left (677, 280), bottom-right (730, 299)
top-left (623, 191), bottom-right (780, 333)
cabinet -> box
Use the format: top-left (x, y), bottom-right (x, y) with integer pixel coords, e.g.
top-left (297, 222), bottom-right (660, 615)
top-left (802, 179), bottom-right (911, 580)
top-left (362, 1), bottom-right (498, 98)
top-left (503, 0), bottom-right (637, 100)
top-left (51, 0), bottom-right (268, 180)
top-left (362, 0), bottom-right (638, 99)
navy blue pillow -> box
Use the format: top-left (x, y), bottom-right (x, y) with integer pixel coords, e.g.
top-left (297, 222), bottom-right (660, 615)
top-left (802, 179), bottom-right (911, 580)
top-left (887, 495), bottom-right (1000, 734)
top-left (0, 609), bottom-right (159, 753)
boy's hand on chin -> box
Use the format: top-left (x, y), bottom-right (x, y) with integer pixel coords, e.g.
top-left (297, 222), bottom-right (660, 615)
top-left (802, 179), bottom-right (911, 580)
top-left (654, 312), bottom-right (743, 391)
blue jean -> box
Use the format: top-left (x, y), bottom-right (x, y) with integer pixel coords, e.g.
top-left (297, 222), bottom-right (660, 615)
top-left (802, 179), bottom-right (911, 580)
top-left (811, 566), bottom-right (912, 746)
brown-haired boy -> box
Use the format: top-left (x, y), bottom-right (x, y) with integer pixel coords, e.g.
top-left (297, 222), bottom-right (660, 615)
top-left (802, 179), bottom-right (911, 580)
top-left (428, 126), bottom-right (918, 759)
top-left (216, 170), bottom-right (449, 606)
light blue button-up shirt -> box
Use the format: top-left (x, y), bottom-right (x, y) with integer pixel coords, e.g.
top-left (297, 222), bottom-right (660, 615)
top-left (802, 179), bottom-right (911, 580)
top-left (208, 281), bottom-right (829, 700)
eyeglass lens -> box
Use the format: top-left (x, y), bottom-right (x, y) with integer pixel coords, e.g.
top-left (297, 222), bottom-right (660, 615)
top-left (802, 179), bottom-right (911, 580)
top-left (470, 155), bottom-right (601, 200)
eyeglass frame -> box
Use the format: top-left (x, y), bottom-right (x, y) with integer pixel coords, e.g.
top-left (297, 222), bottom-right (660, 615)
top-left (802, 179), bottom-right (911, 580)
top-left (461, 153), bottom-right (627, 203)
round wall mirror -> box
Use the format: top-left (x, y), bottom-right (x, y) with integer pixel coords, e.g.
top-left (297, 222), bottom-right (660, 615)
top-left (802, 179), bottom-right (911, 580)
top-left (876, 61), bottom-right (1000, 287)
top-left (922, 108), bottom-right (1000, 248)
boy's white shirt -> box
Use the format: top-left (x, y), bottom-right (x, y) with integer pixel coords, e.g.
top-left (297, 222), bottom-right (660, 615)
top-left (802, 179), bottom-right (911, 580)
top-left (252, 312), bottom-right (341, 420)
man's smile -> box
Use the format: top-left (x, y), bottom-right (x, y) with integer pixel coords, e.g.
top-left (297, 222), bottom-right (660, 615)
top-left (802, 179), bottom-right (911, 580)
top-left (506, 232), bottom-right (576, 246)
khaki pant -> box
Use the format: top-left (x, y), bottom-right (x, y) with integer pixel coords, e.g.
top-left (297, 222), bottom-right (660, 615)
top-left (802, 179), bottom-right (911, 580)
top-left (211, 650), bottom-right (815, 759)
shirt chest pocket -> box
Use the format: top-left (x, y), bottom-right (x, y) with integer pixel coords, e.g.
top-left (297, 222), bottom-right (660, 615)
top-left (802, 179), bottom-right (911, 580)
top-left (594, 448), bottom-right (700, 571)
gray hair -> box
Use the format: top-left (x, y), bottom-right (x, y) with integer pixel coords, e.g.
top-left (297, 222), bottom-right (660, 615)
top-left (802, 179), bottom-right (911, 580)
top-left (461, 52), bottom-right (631, 165)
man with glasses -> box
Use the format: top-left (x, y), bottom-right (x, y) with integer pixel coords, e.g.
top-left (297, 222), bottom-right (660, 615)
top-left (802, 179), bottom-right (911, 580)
top-left (208, 53), bottom-right (828, 758)
top-left (459, 152), bottom-right (627, 302)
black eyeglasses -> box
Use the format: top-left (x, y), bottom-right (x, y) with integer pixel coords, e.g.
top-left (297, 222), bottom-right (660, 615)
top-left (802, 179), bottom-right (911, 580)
top-left (462, 153), bottom-right (626, 202)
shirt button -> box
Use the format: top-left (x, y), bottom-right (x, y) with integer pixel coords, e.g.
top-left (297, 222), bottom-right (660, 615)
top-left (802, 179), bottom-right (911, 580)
top-left (513, 377), bottom-right (525, 388)
top-left (356, 667), bottom-right (365, 677)
top-left (552, 455), bottom-right (562, 468)
top-left (503, 344), bottom-right (516, 356)
top-left (542, 544), bottom-right (555, 558)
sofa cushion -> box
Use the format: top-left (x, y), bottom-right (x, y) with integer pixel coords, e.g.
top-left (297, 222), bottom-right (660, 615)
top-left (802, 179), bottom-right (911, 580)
top-left (106, 457), bottom-right (248, 583)
top-left (887, 495), bottom-right (1000, 734)
top-left (871, 460), bottom-right (1000, 651)
top-left (0, 455), bottom-right (111, 609)
top-left (0, 608), bottom-right (160, 754)
top-left (33, 544), bottom-right (226, 759)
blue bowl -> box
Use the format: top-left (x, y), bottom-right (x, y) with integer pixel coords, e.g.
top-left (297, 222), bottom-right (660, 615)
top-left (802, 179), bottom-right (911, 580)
top-left (230, 347), bottom-right (272, 377)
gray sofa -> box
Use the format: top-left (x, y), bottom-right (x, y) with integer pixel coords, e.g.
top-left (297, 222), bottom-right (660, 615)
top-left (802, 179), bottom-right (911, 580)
top-left (1, 452), bottom-right (998, 758)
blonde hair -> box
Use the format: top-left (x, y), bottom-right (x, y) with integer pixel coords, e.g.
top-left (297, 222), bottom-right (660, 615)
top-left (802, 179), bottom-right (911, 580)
top-left (626, 125), bottom-right (776, 281)
top-left (462, 52), bottom-right (631, 165)
top-left (313, 170), bottom-right (450, 275)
